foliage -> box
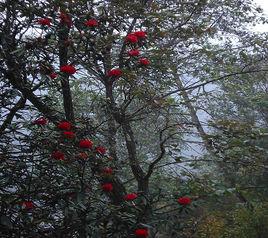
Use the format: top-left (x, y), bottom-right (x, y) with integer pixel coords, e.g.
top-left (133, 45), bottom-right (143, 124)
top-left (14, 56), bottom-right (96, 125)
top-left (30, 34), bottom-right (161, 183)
top-left (196, 203), bottom-right (268, 238)
top-left (0, 0), bottom-right (268, 237)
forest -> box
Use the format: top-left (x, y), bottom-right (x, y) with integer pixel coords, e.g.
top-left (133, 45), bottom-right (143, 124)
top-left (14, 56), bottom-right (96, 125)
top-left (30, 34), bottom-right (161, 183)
top-left (0, 0), bottom-right (268, 237)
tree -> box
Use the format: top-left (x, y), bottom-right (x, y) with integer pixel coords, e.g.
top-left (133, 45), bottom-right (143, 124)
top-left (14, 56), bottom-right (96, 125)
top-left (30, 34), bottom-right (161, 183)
top-left (0, 0), bottom-right (267, 237)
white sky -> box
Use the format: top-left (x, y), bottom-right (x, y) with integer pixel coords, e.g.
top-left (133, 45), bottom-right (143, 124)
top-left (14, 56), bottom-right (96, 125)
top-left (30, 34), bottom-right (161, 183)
top-left (255, 0), bottom-right (268, 11)
top-left (254, 0), bottom-right (268, 32)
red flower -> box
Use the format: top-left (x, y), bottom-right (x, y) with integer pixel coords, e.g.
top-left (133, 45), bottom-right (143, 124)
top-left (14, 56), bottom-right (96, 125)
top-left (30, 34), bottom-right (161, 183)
top-left (60, 12), bottom-right (72, 28)
top-left (124, 193), bottom-right (138, 201)
top-left (57, 121), bottom-right (72, 130)
top-left (95, 146), bottom-right (106, 155)
top-left (21, 201), bottom-right (35, 210)
top-left (78, 152), bottom-right (88, 159)
top-left (128, 49), bottom-right (140, 57)
top-left (139, 58), bottom-right (150, 66)
top-left (135, 228), bottom-right (149, 238)
top-left (60, 65), bottom-right (76, 74)
top-left (49, 72), bottom-right (57, 79)
top-left (79, 139), bottom-right (93, 149)
top-left (85, 19), bottom-right (98, 27)
top-left (107, 68), bottom-right (122, 77)
top-left (102, 167), bottom-right (113, 175)
top-left (51, 151), bottom-right (65, 160)
top-left (177, 196), bottom-right (191, 205)
top-left (33, 117), bottom-right (48, 125)
top-left (63, 131), bottom-right (75, 139)
top-left (126, 33), bottom-right (138, 43)
top-left (134, 31), bottom-right (147, 39)
top-left (38, 18), bottom-right (51, 26)
top-left (102, 183), bottom-right (113, 192)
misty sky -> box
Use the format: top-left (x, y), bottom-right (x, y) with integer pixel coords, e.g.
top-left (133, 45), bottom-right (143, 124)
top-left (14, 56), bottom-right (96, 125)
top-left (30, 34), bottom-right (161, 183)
top-left (254, 0), bottom-right (268, 32)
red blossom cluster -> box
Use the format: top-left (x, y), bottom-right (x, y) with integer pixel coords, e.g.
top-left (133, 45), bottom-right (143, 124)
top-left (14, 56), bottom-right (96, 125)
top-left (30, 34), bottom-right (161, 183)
top-left (52, 121), bottom-right (108, 162)
top-left (33, 117), bottom-right (48, 125)
top-left (46, 66), bottom-right (75, 79)
top-left (134, 31), bottom-right (147, 38)
top-left (38, 18), bottom-right (51, 26)
top-left (60, 65), bottom-right (76, 75)
top-left (126, 31), bottom-right (147, 44)
top-left (49, 72), bottom-right (58, 79)
top-left (79, 139), bottom-right (93, 149)
top-left (31, 118), bottom-right (146, 213)
top-left (126, 33), bottom-right (138, 43)
top-left (36, 14), bottom-right (149, 83)
top-left (21, 201), bottom-right (35, 210)
top-left (107, 68), bottom-right (122, 77)
top-left (57, 121), bottom-right (72, 130)
top-left (102, 183), bottom-right (113, 192)
top-left (177, 196), bottom-right (192, 205)
top-left (37, 13), bottom-right (101, 29)
top-left (84, 19), bottom-right (98, 27)
top-left (32, 16), bottom-right (191, 236)
top-left (139, 58), bottom-right (150, 66)
top-left (106, 30), bottom-right (149, 81)
top-left (63, 131), bottom-right (75, 139)
top-left (128, 49), bottom-right (140, 57)
top-left (95, 146), bottom-right (106, 155)
top-left (78, 152), bottom-right (88, 159)
top-left (124, 193), bottom-right (138, 201)
top-left (135, 228), bottom-right (149, 238)
top-left (125, 30), bottom-right (150, 66)
top-left (37, 12), bottom-right (73, 28)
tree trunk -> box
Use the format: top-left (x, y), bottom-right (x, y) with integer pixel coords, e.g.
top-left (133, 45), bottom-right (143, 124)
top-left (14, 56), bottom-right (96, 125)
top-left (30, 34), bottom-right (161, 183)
top-left (58, 22), bottom-right (75, 122)
top-left (176, 76), bottom-right (249, 204)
